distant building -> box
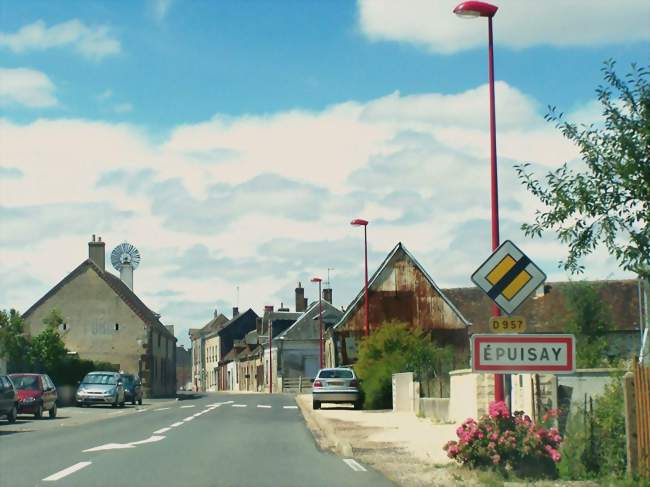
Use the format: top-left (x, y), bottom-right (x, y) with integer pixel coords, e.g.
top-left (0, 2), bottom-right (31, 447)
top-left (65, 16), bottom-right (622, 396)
top-left (22, 236), bottom-right (177, 397)
top-left (176, 345), bottom-right (191, 390)
top-left (189, 310), bottom-right (229, 391)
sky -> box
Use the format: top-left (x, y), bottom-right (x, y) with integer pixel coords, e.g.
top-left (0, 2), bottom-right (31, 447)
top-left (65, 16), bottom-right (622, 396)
top-left (1, 0), bottom-right (649, 347)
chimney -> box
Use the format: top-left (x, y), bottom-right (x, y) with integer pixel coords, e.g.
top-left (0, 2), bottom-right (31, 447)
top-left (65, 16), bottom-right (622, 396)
top-left (295, 282), bottom-right (305, 312)
top-left (88, 235), bottom-right (106, 271)
top-left (323, 287), bottom-right (332, 304)
top-left (213, 308), bottom-right (219, 318)
top-left (264, 305), bottom-right (274, 313)
top-left (278, 302), bottom-right (289, 312)
top-left (232, 307), bottom-right (239, 318)
top-left (120, 264), bottom-right (134, 291)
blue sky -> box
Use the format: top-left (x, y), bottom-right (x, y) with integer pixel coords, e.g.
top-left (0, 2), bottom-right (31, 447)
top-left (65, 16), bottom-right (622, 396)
top-left (1, 0), bottom-right (649, 346)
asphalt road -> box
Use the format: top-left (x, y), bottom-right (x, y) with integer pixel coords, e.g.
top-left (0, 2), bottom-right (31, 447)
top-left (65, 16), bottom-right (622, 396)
top-left (0, 393), bottom-right (394, 487)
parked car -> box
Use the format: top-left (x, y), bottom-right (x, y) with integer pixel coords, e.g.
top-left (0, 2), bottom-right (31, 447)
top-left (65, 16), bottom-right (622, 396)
top-left (9, 373), bottom-right (58, 419)
top-left (312, 367), bottom-right (362, 410)
top-left (76, 371), bottom-right (125, 408)
top-left (120, 373), bottom-right (143, 405)
top-left (0, 374), bottom-right (18, 423)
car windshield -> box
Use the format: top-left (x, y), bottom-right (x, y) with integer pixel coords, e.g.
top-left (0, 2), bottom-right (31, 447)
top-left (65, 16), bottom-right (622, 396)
top-left (11, 376), bottom-right (40, 390)
top-left (318, 369), bottom-right (353, 379)
top-left (82, 374), bottom-right (118, 385)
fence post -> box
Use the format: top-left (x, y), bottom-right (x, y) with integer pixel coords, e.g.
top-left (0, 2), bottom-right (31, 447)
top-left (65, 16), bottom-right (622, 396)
top-left (624, 371), bottom-right (638, 476)
top-left (299, 376), bottom-right (303, 393)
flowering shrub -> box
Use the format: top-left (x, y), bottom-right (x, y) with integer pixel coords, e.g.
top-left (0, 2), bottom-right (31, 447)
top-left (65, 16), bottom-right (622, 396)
top-left (444, 401), bottom-right (563, 476)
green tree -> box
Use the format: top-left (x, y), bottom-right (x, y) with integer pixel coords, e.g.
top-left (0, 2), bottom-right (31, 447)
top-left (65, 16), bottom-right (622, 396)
top-left (516, 60), bottom-right (650, 279)
top-left (354, 321), bottom-right (454, 409)
top-left (0, 309), bottom-right (31, 372)
top-left (563, 282), bottom-right (614, 368)
top-left (30, 309), bottom-right (67, 372)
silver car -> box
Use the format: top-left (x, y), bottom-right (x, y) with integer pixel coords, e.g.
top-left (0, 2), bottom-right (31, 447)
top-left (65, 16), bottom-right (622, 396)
top-left (76, 372), bottom-right (125, 408)
top-left (312, 367), bottom-right (362, 410)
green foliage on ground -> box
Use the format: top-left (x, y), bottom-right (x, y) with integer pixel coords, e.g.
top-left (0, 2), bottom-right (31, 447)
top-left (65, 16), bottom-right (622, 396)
top-left (558, 375), bottom-right (628, 481)
top-left (516, 60), bottom-right (650, 279)
top-left (0, 308), bottom-right (117, 385)
top-left (354, 321), bottom-right (454, 409)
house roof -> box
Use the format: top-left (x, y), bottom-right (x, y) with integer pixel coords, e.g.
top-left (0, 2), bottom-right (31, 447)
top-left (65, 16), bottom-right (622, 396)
top-left (276, 300), bottom-right (344, 340)
top-left (205, 308), bottom-right (259, 339)
top-left (332, 242), bottom-right (470, 331)
top-left (444, 279), bottom-right (641, 333)
top-left (23, 259), bottom-right (176, 341)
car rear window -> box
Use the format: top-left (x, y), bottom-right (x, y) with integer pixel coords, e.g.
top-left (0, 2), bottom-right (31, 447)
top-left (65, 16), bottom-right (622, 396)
top-left (318, 369), bottom-right (353, 379)
top-left (11, 375), bottom-right (40, 390)
top-left (121, 375), bottom-right (134, 385)
top-left (82, 374), bottom-right (118, 385)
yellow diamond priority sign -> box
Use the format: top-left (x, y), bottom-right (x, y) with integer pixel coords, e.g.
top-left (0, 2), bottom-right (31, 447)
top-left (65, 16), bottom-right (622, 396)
top-left (471, 240), bottom-right (546, 315)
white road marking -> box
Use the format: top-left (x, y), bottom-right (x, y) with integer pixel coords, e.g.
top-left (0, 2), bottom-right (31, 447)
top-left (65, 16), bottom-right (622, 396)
top-left (153, 427), bottom-right (171, 434)
top-left (135, 408), bottom-right (147, 413)
top-left (43, 462), bottom-right (92, 481)
top-left (193, 412), bottom-right (203, 417)
top-left (343, 459), bottom-right (367, 472)
top-left (129, 435), bottom-right (165, 446)
top-left (232, 404), bottom-right (247, 408)
top-left (180, 405), bottom-right (195, 408)
top-left (109, 410), bottom-right (125, 415)
top-left (84, 443), bottom-right (135, 452)
top-left (257, 405), bottom-right (272, 409)
top-left (170, 422), bottom-right (184, 427)
top-left (155, 407), bottom-right (171, 411)
top-left (283, 406), bottom-right (298, 409)
top-left (182, 417), bottom-right (194, 422)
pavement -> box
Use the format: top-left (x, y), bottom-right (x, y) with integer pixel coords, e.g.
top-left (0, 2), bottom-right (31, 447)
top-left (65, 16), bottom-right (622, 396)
top-left (0, 392), bottom-right (394, 487)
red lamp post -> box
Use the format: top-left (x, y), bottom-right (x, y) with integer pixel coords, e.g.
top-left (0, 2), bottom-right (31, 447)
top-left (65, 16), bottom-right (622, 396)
top-left (311, 277), bottom-right (324, 368)
top-left (350, 219), bottom-right (370, 337)
top-left (453, 1), bottom-right (504, 403)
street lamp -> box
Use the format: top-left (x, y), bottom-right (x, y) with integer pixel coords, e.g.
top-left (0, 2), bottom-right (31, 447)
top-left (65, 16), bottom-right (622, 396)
top-left (311, 277), bottom-right (324, 368)
top-left (350, 218), bottom-right (370, 337)
top-left (453, 1), bottom-right (504, 403)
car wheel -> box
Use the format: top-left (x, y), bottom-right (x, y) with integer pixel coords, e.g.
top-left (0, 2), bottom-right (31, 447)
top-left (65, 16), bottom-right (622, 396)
top-left (132, 398), bottom-right (136, 405)
top-left (34, 404), bottom-right (43, 419)
top-left (119, 400), bottom-right (125, 408)
top-left (8, 406), bottom-right (17, 423)
top-left (353, 400), bottom-right (362, 410)
top-left (138, 398), bottom-right (142, 405)
top-left (111, 397), bottom-right (118, 408)
top-left (312, 400), bottom-right (321, 410)
top-left (49, 403), bottom-right (57, 418)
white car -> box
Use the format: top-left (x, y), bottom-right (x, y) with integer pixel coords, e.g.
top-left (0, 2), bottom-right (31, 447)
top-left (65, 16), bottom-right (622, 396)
top-left (312, 367), bottom-right (362, 410)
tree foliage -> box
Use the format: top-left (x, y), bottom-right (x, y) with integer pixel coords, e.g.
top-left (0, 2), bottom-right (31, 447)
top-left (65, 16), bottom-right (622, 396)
top-left (354, 321), bottom-right (455, 409)
top-left (516, 60), bottom-right (650, 278)
top-left (0, 309), bottom-right (31, 371)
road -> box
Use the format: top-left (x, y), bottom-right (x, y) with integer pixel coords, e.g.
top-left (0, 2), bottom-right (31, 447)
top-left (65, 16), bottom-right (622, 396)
top-left (0, 393), bottom-right (394, 487)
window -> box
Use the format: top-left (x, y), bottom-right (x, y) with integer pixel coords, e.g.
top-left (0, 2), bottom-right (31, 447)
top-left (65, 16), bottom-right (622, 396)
top-left (158, 333), bottom-right (161, 348)
top-left (114, 323), bottom-right (119, 331)
top-left (59, 322), bottom-right (67, 331)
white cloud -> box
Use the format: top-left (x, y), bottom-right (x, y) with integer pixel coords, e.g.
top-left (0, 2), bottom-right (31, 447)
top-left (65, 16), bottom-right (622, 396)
top-left (0, 68), bottom-right (57, 108)
top-left (358, 0), bottom-right (650, 53)
top-left (0, 19), bottom-right (121, 61)
top-left (0, 81), bottom-right (635, 346)
top-left (151, 0), bottom-right (175, 21)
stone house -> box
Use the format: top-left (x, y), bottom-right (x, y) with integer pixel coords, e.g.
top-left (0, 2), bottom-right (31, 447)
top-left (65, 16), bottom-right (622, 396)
top-left (22, 236), bottom-right (177, 397)
top-left (176, 345), bottom-right (191, 390)
top-left (189, 310), bottom-right (229, 391)
top-left (326, 242), bottom-right (470, 369)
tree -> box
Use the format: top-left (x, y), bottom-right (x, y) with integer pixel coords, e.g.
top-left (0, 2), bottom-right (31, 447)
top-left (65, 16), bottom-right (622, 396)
top-left (0, 309), bottom-right (31, 372)
top-left (354, 321), bottom-right (454, 409)
top-left (563, 282), bottom-right (614, 368)
top-left (30, 309), bottom-right (67, 372)
top-left (516, 61), bottom-right (650, 278)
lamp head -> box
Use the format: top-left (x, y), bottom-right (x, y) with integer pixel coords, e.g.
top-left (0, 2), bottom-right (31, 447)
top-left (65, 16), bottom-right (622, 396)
top-left (453, 1), bottom-right (498, 18)
top-left (311, 277), bottom-right (322, 283)
top-left (350, 218), bottom-right (369, 226)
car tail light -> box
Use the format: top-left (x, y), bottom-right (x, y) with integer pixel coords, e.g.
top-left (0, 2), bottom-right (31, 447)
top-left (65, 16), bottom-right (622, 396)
top-left (349, 380), bottom-right (358, 387)
top-left (313, 380), bottom-right (322, 388)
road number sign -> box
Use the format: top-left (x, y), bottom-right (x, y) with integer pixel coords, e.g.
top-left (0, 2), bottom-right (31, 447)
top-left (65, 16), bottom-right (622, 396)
top-left (471, 240), bottom-right (546, 315)
top-left (490, 316), bottom-right (526, 333)
top-left (471, 334), bottom-right (575, 374)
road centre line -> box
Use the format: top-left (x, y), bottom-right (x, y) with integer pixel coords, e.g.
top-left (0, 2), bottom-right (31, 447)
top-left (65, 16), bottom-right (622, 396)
top-left (343, 459), bottom-right (367, 472)
top-left (43, 462), bottom-right (92, 481)
top-left (183, 417), bottom-right (194, 422)
top-left (283, 406), bottom-right (298, 409)
top-left (153, 427), bottom-right (171, 434)
top-left (232, 404), bottom-right (247, 408)
top-left (180, 405), bottom-right (195, 408)
top-left (155, 407), bottom-right (170, 411)
top-left (257, 405), bottom-right (272, 408)
top-left (170, 422), bottom-right (184, 427)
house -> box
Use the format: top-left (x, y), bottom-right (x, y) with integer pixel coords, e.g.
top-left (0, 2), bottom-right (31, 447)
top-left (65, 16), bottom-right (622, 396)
top-left (273, 300), bottom-right (344, 383)
top-left (236, 329), bottom-right (263, 392)
top-left (22, 236), bottom-right (177, 397)
top-left (176, 345), bottom-right (191, 390)
top-left (210, 308), bottom-right (259, 390)
top-left (326, 242), bottom-right (470, 367)
top-left (189, 309), bottom-right (229, 391)
top-left (444, 279), bottom-right (642, 359)
top-left (258, 305), bottom-right (301, 392)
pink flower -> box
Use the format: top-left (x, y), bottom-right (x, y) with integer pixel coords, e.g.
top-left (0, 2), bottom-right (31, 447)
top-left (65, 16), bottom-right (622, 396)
top-left (489, 401), bottom-right (510, 419)
top-left (491, 454), bottom-right (501, 465)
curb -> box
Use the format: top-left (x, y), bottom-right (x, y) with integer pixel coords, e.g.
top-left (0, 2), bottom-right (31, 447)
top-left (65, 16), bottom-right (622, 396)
top-left (295, 394), bottom-right (353, 457)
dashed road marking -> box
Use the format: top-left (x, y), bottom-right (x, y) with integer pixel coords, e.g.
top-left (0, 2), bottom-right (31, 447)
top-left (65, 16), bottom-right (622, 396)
top-left (283, 406), bottom-right (298, 409)
top-left (155, 407), bottom-right (171, 411)
top-left (182, 417), bottom-right (194, 422)
top-left (170, 422), bottom-right (183, 427)
top-left (232, 404), bottom-right (247, 408)
top-left (180, 405), bottom-right (195, 409)
top-left (343, 459), bottom-right (367, 472)
top-left (43, 462), bottom-right (92, 481)
top-left (257, 405), bottom-right (272, 409)
top-left (129, 435), bottom-right (165, 446)
top-left (153, 427), bottom-right (171, 434)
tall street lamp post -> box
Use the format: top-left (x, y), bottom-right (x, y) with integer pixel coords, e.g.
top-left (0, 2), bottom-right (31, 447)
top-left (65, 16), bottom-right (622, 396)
top-left (311, 277), bottom-right (324, 368)
top-left (351, 219), bottom-right (370, 337)
top-left (453, 1), bottom-right (504, 403)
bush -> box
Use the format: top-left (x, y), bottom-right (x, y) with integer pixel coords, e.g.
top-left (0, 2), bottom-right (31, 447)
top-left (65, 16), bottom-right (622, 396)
top-left (444, 401), bottom-right (562, 478)
top-left (354, 321), bottom-right (454, 409)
